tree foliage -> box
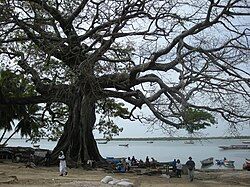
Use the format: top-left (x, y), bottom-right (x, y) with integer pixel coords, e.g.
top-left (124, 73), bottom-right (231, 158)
top-left (183, 108), bottom-right (216, 134)
top-left (0, 70), bottom-right (41, 144)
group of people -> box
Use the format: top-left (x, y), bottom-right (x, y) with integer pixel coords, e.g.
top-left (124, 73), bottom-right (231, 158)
top-left (115, 156), bottom-right (139, 172)
top-left (56, 151), bottom-right (196, 181)
top-left (172, 157), bottom-right (195, 181)
top-left (115, 155), bottom-right (158, 172)
top-left (172, 159), bottom-right (183, 178)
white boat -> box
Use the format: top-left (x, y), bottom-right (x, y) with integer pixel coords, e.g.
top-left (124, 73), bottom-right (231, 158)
top-left (224, 160), bottom-right (235, 165)
top-left (201, 157), bottom-right (214, 166)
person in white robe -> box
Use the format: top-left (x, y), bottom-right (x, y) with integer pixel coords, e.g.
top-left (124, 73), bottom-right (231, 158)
top-left (58, 151), bottom-right (67, 176)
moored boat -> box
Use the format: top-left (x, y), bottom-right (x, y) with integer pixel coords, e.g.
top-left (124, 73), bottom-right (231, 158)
top-left (184, 140), bottom-right (194, 144)
top-left (33, 144), bottom-right (40, 149)
top-left (242, 141), bottom-right (250, 144)
top-left (118, 144), bottom-right (129, 147)
top-left (200, 157), bottom-right (214, 166)
top-left (218, 144), bottom-right (250, 150)
top-left (98, 141), bottom-right (108, 144)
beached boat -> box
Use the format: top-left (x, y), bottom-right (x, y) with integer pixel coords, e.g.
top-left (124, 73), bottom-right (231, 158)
top-left (218, 144), bottom-right (250, 150)
top-left (215, 159), bottom-right (224, 165)
top-left (106, 157), bottom-right (125, 164)
top-left (118, 144), bottom-right (129, 147)
top-left (243, 159), bottom-right (250, 170)
top-left (200, 157), bottom-right (214, 166)
top-left (224, 160), bottom-right (235, 166)
top-left (215, 157), bottom-right (234, 166)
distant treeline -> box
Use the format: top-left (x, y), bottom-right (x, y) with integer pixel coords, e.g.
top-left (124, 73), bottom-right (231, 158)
top-left (95, 136), bottom-right (250, 141)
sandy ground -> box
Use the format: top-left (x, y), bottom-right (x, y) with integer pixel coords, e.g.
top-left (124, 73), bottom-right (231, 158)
top-left (0, 161), bottom-right (250, 187)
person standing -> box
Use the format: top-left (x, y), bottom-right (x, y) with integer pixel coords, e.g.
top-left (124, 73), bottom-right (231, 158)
top-left (58, 151), bottom-right (67, 176)
top-left (127, 157), bottom-right (132, 171)
top-left (131, 156), bottom-right (137, 166)
top-left (45, 150), bottom-right (51, 167)
top-left (176, 159), bottom-right (182, 178)
top-left (186, 157), bottom-right (195, 181)
top-left (172, 159), bottom-right (177, 174)
top-left (145, 156), bottom-right (150, 167)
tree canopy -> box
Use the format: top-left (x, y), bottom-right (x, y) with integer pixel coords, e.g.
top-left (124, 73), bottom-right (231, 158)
top-left (0, 0), bottom-right (249, 162)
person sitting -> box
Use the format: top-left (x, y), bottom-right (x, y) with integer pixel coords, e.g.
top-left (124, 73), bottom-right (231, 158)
top-left (138, 159), bottom-right (144, 168)
top-left (116, 160), bottom-right (126, 173)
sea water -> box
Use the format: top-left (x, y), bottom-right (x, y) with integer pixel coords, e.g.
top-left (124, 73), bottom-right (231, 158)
top-left (4, 138), bottom-right (250, 169)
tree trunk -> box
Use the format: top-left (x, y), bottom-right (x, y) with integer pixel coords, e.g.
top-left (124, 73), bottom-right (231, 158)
top-left (2, 127), bottom-right (19, 146)
top-left (0, 128), bottom-right (7, 143)
top-left (52, 94), bottom-right (103, 167)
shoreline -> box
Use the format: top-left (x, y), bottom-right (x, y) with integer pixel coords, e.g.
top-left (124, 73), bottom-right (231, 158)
top-left (96, 136), bottom-right (250, 141)
top-left (0, 161), bottom-right (250, 187)
top-left (4, 136), bottom-right (250, 142)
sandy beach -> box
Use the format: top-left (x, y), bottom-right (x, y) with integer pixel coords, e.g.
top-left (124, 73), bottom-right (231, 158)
top-left (0, 161), bottom-right (249, 187)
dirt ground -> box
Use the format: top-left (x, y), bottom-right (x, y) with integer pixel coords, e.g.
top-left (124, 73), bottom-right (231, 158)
top-left (0, 161), bottom-right (250, 187)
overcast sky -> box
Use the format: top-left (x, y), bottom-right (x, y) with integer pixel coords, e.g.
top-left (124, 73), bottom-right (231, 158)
top-left (93, 117), bottom-right (250, 139)
top-left (1, 117), bottom-right (250, 139)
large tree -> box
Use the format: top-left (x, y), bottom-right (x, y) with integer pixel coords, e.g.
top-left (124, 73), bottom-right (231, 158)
top-left (0, 0), bottom-right (249, 164)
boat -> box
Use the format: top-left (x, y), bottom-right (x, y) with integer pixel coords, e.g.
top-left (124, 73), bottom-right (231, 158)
top-left (118, 144), bottom-right (129, 147)
top-left (184, 140), bottom-right (194, 144)
top-left (215, 159), bottom-right (224, 165)
top-left (201, 163), bottom-right (214, 169)
top-left (242, 141), bottom-right (250, 144)
top-left (215, 157), bottom-right (234, 166)
top-left (218, 144), bottom-right (250, 150)
top-left (243, 159), bottom-right (250, 171)
top-left (98, 141), bottom-right (108, 144)
top-left (200, 157), bottom-right (214, 166)
top-left (106, 157), bottom-right (125, 164)
top-left (33, 144), bottom-right (40, 149)
top-left (147, 141), bottom-right (154, 143)
top-left (224, 160), bottom-right (234, 167)
top-left (224, 160), bottom-right (234, 165)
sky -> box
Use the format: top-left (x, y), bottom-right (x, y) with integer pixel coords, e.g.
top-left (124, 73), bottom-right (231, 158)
top-left (93, 117), bottom-right (250, 139)
top-left (2, 115), bottom-right (250, 140)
